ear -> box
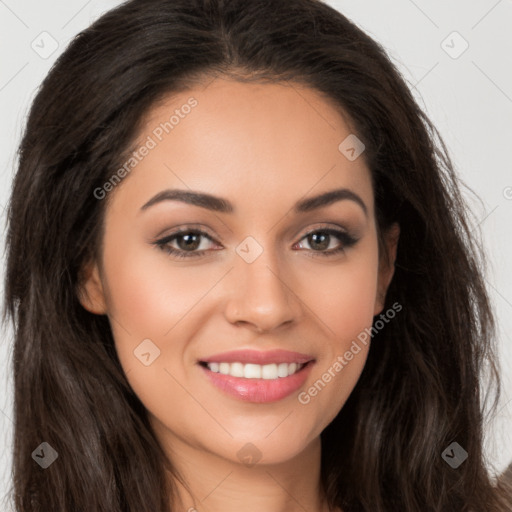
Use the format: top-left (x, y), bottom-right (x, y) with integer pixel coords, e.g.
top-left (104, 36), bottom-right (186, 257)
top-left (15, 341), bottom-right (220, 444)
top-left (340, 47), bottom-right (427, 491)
top-left (374, 222), bottom-right (400, 316)
top-left (76, 260), bottom-right (108, 315)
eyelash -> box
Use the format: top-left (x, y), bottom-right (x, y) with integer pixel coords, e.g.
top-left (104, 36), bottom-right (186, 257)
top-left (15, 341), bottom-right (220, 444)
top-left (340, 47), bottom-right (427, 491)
top-left (152, 225), bottom-right (359, 260)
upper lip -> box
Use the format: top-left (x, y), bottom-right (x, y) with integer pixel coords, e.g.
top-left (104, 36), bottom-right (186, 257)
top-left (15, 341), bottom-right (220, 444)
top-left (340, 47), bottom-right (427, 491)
top-left (199, 349), bottom-right (314, 365)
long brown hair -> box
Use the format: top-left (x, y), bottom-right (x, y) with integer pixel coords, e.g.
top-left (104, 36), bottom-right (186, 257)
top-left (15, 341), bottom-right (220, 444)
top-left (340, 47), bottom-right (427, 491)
top-left (3, 0), bottom-right (511, 510)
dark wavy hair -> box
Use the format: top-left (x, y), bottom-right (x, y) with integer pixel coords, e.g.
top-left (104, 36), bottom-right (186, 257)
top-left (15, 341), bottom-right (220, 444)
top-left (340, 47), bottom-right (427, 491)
top-left (3, 0), bottom-right (511, 510)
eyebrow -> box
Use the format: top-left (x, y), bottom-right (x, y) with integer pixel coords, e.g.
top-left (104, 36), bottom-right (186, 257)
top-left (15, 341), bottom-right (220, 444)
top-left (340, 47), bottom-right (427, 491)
top-left (140, 187), bottom-right (368, 217)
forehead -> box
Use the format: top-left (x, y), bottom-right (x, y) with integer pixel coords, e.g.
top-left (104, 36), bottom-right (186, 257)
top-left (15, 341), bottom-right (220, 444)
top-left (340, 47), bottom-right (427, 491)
top-left (108, 77), bottom-right (373, 217)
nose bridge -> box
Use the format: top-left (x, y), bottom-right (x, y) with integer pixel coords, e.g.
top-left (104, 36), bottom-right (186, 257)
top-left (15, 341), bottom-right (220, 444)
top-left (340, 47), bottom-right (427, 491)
top-left (225, 234), bottom-right (300, 331)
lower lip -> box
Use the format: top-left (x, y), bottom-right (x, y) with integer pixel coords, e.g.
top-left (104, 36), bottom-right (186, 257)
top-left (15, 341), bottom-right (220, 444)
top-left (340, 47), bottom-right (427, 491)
top-left (199, 362), bottom-right (314, 403)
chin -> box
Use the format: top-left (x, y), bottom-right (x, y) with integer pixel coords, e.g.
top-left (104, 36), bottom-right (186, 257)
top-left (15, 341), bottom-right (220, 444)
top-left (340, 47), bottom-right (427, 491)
top-left (220, 430), bottom-right (319, 468)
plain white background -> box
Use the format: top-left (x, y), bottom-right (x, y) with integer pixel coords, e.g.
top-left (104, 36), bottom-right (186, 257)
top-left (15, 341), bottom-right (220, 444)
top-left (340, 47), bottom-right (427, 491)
top-left (1, 0), bottom-right (511, 507)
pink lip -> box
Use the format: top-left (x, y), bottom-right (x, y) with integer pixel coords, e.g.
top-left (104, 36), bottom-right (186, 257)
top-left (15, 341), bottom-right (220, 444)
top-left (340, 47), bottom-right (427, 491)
top-left (199, 361), bottom-right (315, 404)
top-left (199, 349), bottom-right (313, 365)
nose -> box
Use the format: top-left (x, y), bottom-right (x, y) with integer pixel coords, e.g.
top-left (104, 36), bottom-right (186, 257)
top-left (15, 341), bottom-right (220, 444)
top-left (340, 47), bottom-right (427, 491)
top-left (223, 244), bottom-right (302, 333)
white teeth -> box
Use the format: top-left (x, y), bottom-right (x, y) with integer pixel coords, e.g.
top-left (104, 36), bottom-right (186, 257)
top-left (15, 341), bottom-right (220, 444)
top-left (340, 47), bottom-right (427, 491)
top-left (244, 363), bottom-right (261, 379)
top-left (277, 362), bottom-right (288, 377)
top-left (231, 362), bottom-right (244, 377)
top-left (262, 363), bottom-right (278, 379)
top-left (205, 361), bottom-right (305, 379)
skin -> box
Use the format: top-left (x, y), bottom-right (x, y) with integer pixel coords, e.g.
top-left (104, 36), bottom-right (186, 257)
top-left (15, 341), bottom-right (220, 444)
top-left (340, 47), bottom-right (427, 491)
top-left (79, 77), bottom-right (399, 512)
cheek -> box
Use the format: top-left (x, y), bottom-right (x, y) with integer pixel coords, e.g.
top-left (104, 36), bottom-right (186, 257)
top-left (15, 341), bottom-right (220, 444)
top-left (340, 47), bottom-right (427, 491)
top-left (295, 244), bottom-right (379, 419)
top-left (99, 244), bottom-right (209, 416)
top-left (304, 242), bottom-right (380, 345)
top-left (98, 230), bottom-right (219, 393)
top-left (102, 241), bottom-right (215, 337)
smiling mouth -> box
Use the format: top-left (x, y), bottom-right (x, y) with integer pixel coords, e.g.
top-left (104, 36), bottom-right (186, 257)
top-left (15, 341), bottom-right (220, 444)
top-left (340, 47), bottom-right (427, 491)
top-left (197, 349), bottom-right (315, 402)
top-left (199, 361), bottom-right (310, 379)
top-left (198, 358), bottom-right (315, 403)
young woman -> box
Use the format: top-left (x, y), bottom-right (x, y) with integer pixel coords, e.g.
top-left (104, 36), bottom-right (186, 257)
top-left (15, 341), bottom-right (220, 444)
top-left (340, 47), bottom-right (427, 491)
top-left (3, 0), bottom-right (511, 510)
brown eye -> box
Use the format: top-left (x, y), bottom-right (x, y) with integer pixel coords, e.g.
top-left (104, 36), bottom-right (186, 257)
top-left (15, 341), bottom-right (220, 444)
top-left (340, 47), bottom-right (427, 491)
top-left (153, 229), bottom-right (218, 259)
top-left (295, 228), bottom-right (359, 257)
top-left (175, 232), bottom-right (202, 251)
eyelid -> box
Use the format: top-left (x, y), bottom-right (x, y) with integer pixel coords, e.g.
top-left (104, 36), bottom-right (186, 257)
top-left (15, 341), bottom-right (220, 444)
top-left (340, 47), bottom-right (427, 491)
top-left (154, 222), bottom-right (353, 243)
top-left (152, 226), bottom-right (219, 249)
top-left (299, 224), bottom-right (351, 239)
top-left (152, 222), bottom-right (359, 260)
top-left (152, 223), bottom-right (216, 240)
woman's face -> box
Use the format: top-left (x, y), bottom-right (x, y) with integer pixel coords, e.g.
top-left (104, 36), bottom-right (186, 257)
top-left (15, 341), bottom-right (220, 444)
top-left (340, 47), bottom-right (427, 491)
top-left (80, 77), bottom-right (398, 466)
